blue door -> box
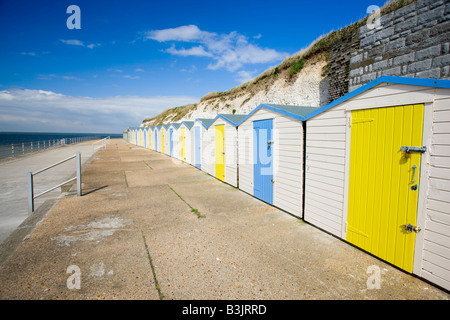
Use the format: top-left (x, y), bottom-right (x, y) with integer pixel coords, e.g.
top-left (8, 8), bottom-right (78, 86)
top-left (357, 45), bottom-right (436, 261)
top-left (195, 126), bottom-right (201, 169)
top-left (144, 130), bottom-right (147, 148)
top-left (170, 128), bottom-right (174, 156)
top-left (154, 130), bottom-right (158, 151)
top-left (253, 119), bottom-right (273, 205)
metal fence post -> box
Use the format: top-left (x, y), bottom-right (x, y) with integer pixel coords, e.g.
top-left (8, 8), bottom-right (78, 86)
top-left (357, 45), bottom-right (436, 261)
top-left (76, 151), bottom-right (82, 196)
top-left (27, 172), bottom-right (34, 214)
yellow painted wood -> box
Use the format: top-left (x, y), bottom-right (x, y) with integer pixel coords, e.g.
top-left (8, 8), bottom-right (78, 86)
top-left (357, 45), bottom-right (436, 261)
top-left (139, 130), bottom-right (142, 147)
top-left (347, 104), bottom-right (424, 273)
top-left (161, 129), bottom-right (165, 154)
top-left (215, 125), bottom-right (225, 181)
top-left (148, 130), bottom-right (151, 149)
top-left (181, 127), bottom-right (186, 161)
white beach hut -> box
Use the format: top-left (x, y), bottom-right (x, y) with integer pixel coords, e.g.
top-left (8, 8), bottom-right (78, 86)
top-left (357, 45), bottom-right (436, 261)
top-left (206, 114), bottom-right (246, 187)
top-left (303, 76), bottom-right (450, 290)
top-left (193, 118), bottom-right (214, 170)
top-left (155, 125), bottom-right (165, 153)
top-left (236, 104), bottom-right (319, 218)
top-left (162, 124), bottom-right (171, 156)
top-left (168, 123), bottom-right (181, 159)
top-left (147, 126), bottom-right (153, 150)
top-left (179, 121), bottom-right (194, 164)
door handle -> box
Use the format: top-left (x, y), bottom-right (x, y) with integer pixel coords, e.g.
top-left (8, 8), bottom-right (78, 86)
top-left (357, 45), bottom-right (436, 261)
top-left (412, 165), bottom-right (417, 183)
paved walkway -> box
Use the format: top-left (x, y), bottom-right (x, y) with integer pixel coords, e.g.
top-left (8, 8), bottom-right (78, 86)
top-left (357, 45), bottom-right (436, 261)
top-left (0, 140), bottom-right (106, 243)
top-left (0, 139), bottom-right (448, 300)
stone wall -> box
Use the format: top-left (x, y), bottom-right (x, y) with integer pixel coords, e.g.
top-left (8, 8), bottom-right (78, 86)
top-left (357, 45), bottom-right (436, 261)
top-left (348, 0), bottom-right (450, 92)
top-left (327, 31), bottom-right (360, 103)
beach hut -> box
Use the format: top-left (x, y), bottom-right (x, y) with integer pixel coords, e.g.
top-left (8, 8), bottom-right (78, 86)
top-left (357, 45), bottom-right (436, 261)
top-left (132, 127), bottom-right (138, 146)
top-left (236, 104), bottom-right (319, 217)
top-left (179, 121), bottom-right (194, 164)
top-left (207, 114), bottom-right (246, 187)
top-left (155, 125), bottom-right (164, 153)
top-left (152, 126), bottom-right (159, 151)
top-left (162, 124), bottom-right (171, 155)
top-left (138, 127), bottom-right (144, 147)
top-left (169, 123), bottom-right (181, 159)
top-left (193, 118), bottom-right (214, 170)
top-left (147, 126), bottom-right (153, 150)
top-left (303, 76), bottom-right (450, 290)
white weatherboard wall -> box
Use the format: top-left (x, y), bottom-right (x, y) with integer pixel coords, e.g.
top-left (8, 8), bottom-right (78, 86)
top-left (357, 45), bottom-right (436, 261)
top-left (180, 123), bottom-right (193, 164)
top-left (210, 117), bottom-right (239, 187)
top-left (150, 127), bottom-right (155, 150)
top-left (193, 120), bottom-right (209, 169)
top-left (158, 127), bottom-right (164, 153)
top-left (304, 80), bottom-right (450, 291)
top-left (238, 108), bottom-right (304, 217)
top-left (201, 126), bottom-right (215, 177)
top-left (163, 126), bottom-right (170, 156)
top-left (170, 125), bottom-right (181, 160)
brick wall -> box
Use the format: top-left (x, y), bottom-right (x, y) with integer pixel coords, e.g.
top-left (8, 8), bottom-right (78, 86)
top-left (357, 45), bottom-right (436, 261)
top-left (348, 0), bottom-right (450, 92)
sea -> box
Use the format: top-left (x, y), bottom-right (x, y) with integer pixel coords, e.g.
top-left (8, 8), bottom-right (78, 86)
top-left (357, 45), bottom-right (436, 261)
top-left (0, 132), bottom-right (122, 160)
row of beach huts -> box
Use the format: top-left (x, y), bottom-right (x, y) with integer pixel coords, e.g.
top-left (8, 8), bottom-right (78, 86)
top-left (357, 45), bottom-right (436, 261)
top-left (124, 76), bottom-right (450, 292)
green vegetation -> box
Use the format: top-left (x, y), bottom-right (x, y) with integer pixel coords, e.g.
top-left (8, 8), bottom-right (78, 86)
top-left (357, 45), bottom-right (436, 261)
top-left (289, 59), bottom-right (305, 76)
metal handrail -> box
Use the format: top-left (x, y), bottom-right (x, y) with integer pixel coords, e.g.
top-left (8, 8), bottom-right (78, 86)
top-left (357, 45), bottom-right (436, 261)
top-left (27, 151), bottom-right (82, 213)
top-left (92, 136), bottom-right (110, 152)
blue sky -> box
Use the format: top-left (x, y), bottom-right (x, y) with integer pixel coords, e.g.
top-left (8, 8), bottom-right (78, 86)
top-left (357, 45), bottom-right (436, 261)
top-left (0, 0), bottom-right (385, 133)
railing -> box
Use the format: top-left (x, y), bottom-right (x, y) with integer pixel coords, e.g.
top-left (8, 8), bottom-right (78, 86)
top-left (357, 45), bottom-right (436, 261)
top-left (27, 152), bottom-right (82, 213)
top-left (92, 136), bottom-right (110, 152)
top-left (2, 135), bottom-right (102, 159)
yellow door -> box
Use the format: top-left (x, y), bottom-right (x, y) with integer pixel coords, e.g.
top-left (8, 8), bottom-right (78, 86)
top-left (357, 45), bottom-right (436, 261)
top-left (347, 104), bottom-right (424, 273)
top-left (161, 129), bottom-right (165, 153)
top-left (148, 130), bottom-right (151, 149)
top-left (215, 125), bottom-right (225, 181)
top-left (181, 127), bottom-right (186, 161)
top-left (139, 130), bottom-right (142, 146)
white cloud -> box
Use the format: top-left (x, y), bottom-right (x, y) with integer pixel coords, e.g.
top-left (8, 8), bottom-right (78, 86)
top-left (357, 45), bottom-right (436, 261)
top-left (123, 75), bottom-right (140, 79)
top-left (180, 65), bottom-right (198, 73)
top-left (135, 68), bottom-right (145, 72)
top-left (144, 25), bottom-right (214, 42)
top-left (235, 70), bottom-right (257, 84)
top-left (60, 39), bottom-right (100, 49)
top-left (20, 52), bottom-right (37, 56)
top-left (166, 44), bottom-right (212, 57)
top-left (0, 89), bottom-right (199, 133)
top-left (60, 39), bottom-right (84, 46)
top-left (144, 25), bottom-right (288, 72)
top-left (37, 74), bottom-right (81, 81)
top-left (107, 68), bottom-right (123, 73)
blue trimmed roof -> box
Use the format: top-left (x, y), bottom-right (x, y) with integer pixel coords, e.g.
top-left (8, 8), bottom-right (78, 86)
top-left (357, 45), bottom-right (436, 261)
top-left (181, 121), bottom-right (195, 129)
top-left (194, 118), bottom-right (215, 129)
top-left (208, 114), bottom-right (247, 128)
top-left (170, 123), bottom-right (181, 129)
top-left (305, 76), bottom-right (450, 120)
top-left (237, 104), bottom-right (320, 126)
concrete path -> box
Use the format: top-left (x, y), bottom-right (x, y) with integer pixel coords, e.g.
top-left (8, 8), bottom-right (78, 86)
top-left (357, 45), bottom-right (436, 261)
top-left (0, 140), bottom-right (106, 243)
top-left (0, 139), bottom-right (448, 301)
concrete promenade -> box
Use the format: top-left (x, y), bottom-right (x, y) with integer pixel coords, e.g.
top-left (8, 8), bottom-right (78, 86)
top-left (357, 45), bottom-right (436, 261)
top-left (0, 139), bottom-right (448, 300)
top-left (0, 139), bottom-right (107, 243)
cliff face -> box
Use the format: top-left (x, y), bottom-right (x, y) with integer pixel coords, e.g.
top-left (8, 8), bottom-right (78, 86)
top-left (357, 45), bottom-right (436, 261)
top-left (142, 53), bottom-right (329, 126)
